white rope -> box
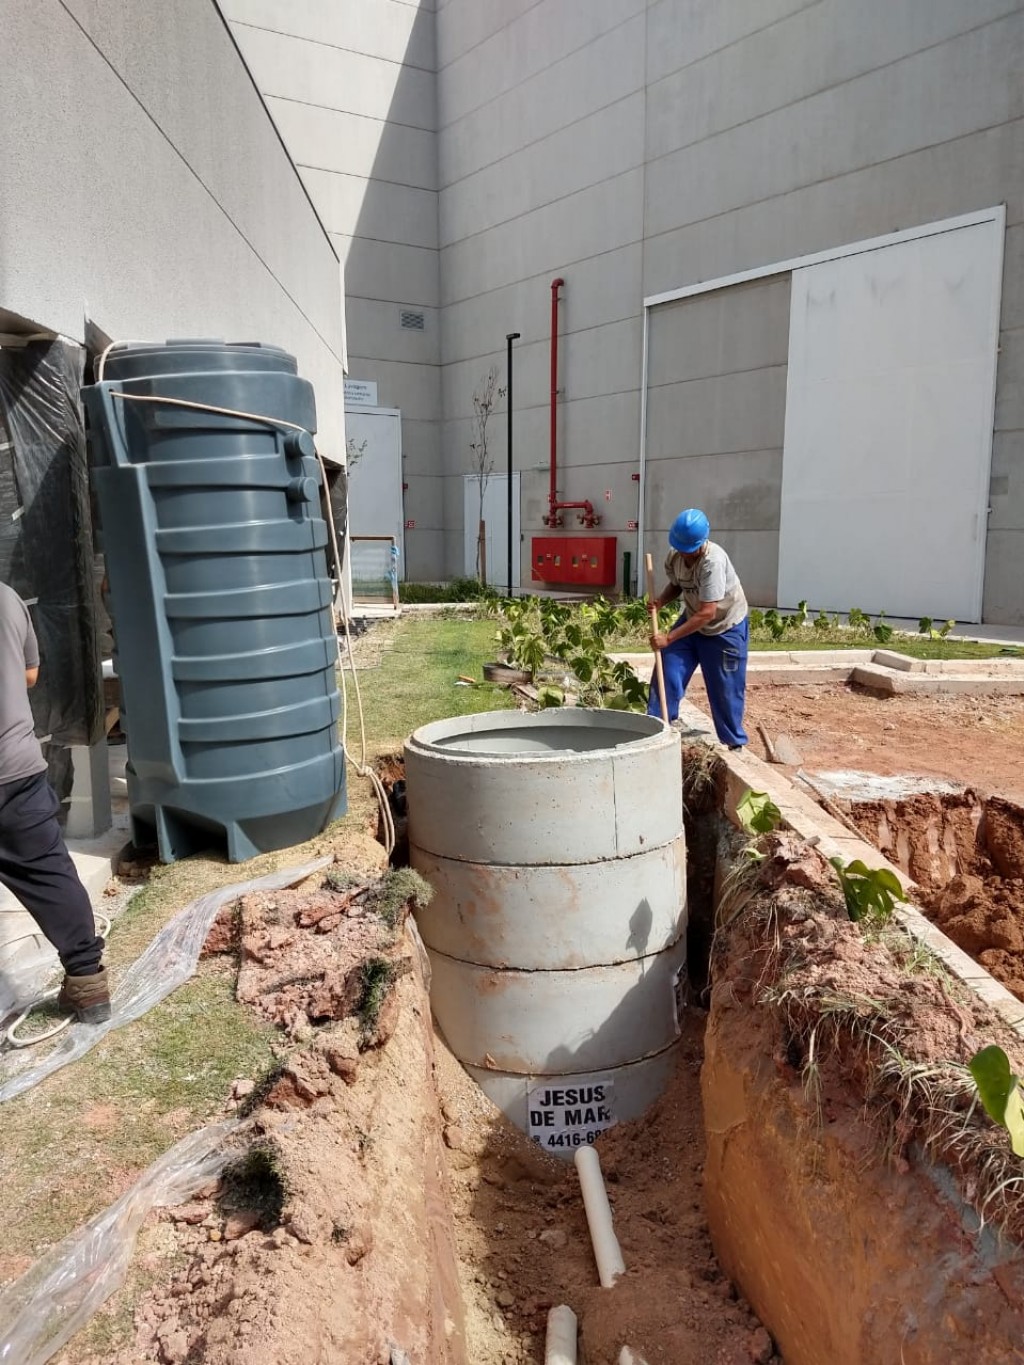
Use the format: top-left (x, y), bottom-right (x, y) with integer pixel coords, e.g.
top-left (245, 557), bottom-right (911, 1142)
top-left (4, 911), bottom-right (112, 1049)
top-left (104, 386), bottom-right (395, 855)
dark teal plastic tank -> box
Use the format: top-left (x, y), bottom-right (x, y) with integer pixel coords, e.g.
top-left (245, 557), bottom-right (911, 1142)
top-left (83, 341), bottom-right (345, 863)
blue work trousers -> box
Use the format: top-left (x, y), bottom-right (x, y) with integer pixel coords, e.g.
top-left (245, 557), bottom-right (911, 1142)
top-left (647, 615), bottom-right (749, 747)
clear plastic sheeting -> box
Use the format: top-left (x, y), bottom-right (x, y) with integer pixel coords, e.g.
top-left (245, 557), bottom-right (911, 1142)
top-left (0, 340), bottom-right (103, 748)
top-left (0, 858), bottom-right (329, 1103)
top-left (0, 1120), bottom-right (239, 1365)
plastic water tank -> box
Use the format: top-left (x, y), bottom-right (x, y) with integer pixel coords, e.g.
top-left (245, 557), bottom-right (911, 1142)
top-left (83, 341), bottom-right (345, 863)
top-left (405, 709), bottom-right (686, 1157)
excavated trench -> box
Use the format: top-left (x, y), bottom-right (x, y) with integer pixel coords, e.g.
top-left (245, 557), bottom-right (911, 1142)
top-left (55, 742), bottom-right (1024, 1364)
top-left (365, 741), bottom-right (1024, 1364)
top-left (840, 788), bottom-right (1024, 1000)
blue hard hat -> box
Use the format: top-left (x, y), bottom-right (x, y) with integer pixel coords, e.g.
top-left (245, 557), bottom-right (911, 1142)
top-left (668, 508), bottom-right (710, 554)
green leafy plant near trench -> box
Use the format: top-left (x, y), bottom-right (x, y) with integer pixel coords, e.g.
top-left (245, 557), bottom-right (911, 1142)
top-left (490, 594), bottom-right (653, 709)
top-left (735, 789), bottom-right (782, 836)
top-left (829, 857), bottom-right (907, 926)
top-left (969, 1044), bottom-right (1024, 1158)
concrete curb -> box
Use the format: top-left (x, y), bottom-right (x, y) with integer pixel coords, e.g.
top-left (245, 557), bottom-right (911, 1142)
top-left (675, 699), bottom-right (1024, 1040)
top-left (612, 648), bottom-right (1024, 696)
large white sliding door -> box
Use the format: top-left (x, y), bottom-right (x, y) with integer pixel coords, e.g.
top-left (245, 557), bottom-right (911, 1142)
top-left (777, 217), bottom-right (1003, 621)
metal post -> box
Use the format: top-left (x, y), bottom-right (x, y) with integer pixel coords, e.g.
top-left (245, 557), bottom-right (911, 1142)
top-left (506, 332), bottom-right (520, 598)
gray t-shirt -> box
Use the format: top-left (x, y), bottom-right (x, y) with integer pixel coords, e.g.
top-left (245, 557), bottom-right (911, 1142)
top-left (0, 583), bottom-right (46, 783)
top-left (664, 541), bottom-right (748, 636)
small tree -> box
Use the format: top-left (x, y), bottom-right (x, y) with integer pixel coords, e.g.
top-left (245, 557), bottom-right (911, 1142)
top-left (468, 366), bottom-right (505, 581)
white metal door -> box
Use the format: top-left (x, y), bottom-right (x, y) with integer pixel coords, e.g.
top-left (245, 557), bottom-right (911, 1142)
top-left (778, 218), bottom-right (1003, 621)
top-left (464, 474), bottom-right (521, 589)
top-left (346, 407), bottom-right (405, 580)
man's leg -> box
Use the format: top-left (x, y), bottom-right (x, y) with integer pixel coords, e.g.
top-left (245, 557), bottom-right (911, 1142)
top-left (695, 618), bottom-right (749, 747)
top-left (647, 618), bottom-right (700, 722)
top-left (0, 772), bottom-right (109, 1020)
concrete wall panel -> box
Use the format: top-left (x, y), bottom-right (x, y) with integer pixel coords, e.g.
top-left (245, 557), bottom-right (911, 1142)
top-left (642, 118), bottom-right (1024, 300)
top-left (440, 92), bottom-right (645, 246)
top-left (345, 298), bottom-right (439, 365)
top-left (439, 245), bottom-right (642, 368)
top-left (220, 0), bottom-right (435, 70)
top-left (268, 100), bottom-right (437, 189)
top-left (439, 1), bottom-right (644, 135)
top-left (231, 23), bottom-right (436, 129)
top-left (646, 367), bottom-right (788, 462)
top-left (304, 170), bottom-right (438, 250)
top-left (0, 0), bottom-right (346, 454)
top-left (646, 0), bottom-right (1021, 161)
top-left (644, 0), bottom-right (818, 88)
top-left (982, 530), bottom-right (1024, 624)
top-left (988, 433), bottom-right (1024, 532)
top-left (333, 237), bottom-right (440, 311)
top-left (645, 451), bottom-right (784, 534)
top-left (645, 16), bottom-right (1024, 239)
top-left (440, 14), bottom-right (645, 186)
top-left (440, 169), bottom-right (645, 306)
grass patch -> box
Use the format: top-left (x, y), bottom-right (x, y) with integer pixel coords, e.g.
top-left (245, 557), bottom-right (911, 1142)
top-left (356, 957), bottom-right (396, 1039)
top-left (398, 576), bottom-right (487, 604)
top-left (348, 616), bottom-right (515, 750)
top-left (606, 623), bottom-right (1004, 659)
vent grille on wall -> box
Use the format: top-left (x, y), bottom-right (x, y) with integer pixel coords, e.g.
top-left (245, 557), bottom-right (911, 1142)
top-left (399, 309), bottom-right (426, 331)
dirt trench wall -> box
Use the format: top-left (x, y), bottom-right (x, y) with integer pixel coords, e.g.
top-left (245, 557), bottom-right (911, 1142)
top-left (702, 987), bottom-right (1024, 1364)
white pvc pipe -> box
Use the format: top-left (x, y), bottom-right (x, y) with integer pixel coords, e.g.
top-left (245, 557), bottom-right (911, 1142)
top-left (574, 1146), bottom-right (626, 1288)
top-left (545, 1304), bottom-right (578, 1364)
top-left (619, 1349), bottom-right (649, 1365)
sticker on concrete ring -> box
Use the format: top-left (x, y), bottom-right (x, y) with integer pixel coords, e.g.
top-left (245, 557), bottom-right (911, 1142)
top-left (527, 1078), bottom-right (616, 1151)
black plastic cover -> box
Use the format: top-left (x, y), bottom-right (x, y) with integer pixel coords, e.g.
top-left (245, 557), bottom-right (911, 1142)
top-left (0, 341), bottom-right (103, 749)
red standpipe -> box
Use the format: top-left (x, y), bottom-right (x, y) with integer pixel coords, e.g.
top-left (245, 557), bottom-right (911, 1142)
top-left (544, 276), bottom-right (599, 528)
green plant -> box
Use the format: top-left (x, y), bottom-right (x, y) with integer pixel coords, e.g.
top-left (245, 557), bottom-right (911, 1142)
top-left (969, 1045), bottom-right (1024, 1157)
top-left (748, 607), bottom-right (765, 630)
top-left (763, 608), bottom-right (786, 640)
top-left (829, 857), bottom-right (906, 925)
top-left (736, 789), bottom-right (782, 835)
top-left (869, 611), bottom-right (893, 643)
top-left (536, 684), bottom-right (565, 708)
top-left (848, 607), bottom-right (870, 629)
top-left (917, 616), bottom-right (956, 641)
top-left (791, 600), bottom-right (810, 628)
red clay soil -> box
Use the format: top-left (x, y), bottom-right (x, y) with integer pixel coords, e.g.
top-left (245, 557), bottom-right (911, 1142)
top-left (703, 835), bottom-right (1024, 1364)
top-left (434, 1018), bottom-right (779, 1365)
top-left (688, 682), bottom-right (1024, 804)
top-left (846, 790), bottom-right (1024, 1001)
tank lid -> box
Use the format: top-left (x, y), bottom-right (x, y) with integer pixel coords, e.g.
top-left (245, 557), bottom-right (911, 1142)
top-left (98, 340), bottom-right (298, 383)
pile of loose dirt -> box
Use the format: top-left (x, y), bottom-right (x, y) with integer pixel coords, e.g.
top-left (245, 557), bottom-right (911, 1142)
top-left (434, 1021), bottom-right (778, 1365)
top-left (76, 869), bottom-right (463, 1365)
top-left (846, 791), bottom-right (1024, 1001)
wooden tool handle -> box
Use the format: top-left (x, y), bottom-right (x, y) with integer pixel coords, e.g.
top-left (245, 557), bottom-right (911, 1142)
top-left (644, 553), bottom-right (669, 724)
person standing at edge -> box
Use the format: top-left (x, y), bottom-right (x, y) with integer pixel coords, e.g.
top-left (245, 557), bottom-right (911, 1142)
top-left (647, 509), bottom-right (750, 749)
top-left (0, 581), bottom-right (110, 1022)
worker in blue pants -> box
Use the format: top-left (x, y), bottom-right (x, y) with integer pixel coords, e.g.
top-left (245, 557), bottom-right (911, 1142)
top-left (646, 509), bottom-right (750, 749)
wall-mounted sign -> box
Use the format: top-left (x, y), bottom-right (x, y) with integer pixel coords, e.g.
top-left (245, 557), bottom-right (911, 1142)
top-left (627, 519), bottom-right (638, 531)
top-left (344, 379), bottom-right (378, 407)
top-left (404, 519), bottom-right (416, 530)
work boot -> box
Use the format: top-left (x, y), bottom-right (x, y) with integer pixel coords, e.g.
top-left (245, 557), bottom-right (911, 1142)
top-left (57, 966), bottom-right (112, 1025)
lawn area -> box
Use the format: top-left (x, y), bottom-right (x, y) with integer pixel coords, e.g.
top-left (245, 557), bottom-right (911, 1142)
top-left (348, 615), bottom-right (515, 753)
